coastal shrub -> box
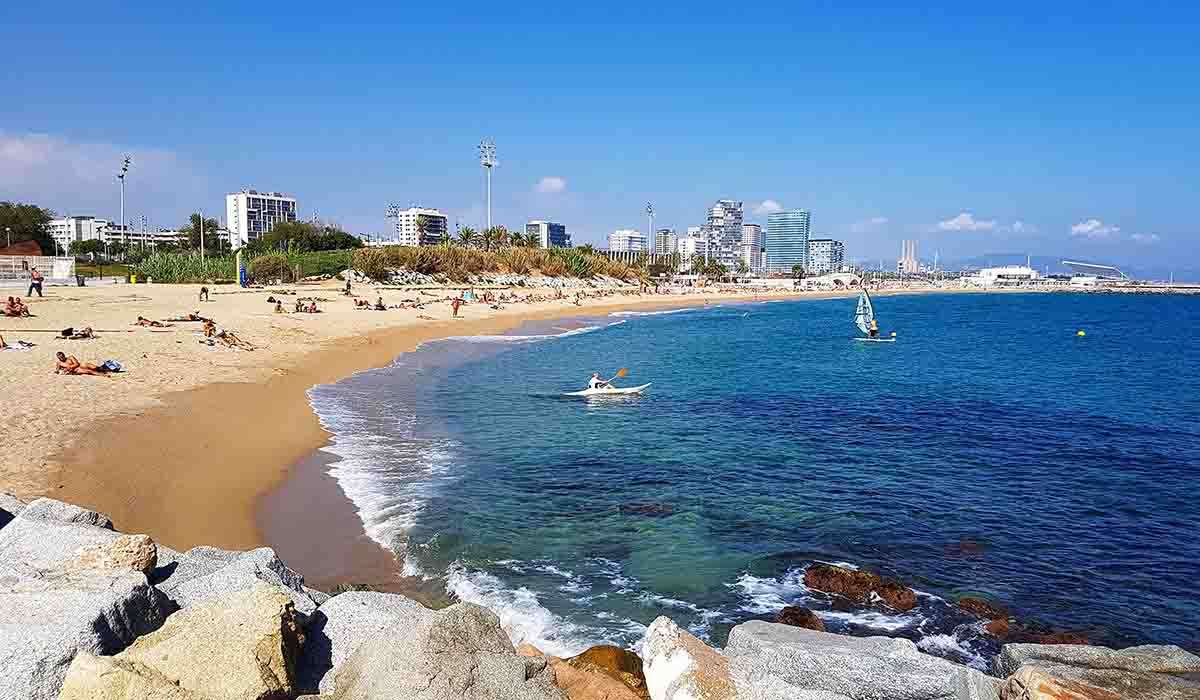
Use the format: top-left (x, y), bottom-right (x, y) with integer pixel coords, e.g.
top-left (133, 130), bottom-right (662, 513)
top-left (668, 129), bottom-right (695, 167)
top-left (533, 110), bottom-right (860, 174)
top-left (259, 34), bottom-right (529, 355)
top-left (349, 245), bottom-right (639, 282)
top-left (132, 252), bottom-right (236, 283)
top-left (247, 253), bottom-right (293, 283)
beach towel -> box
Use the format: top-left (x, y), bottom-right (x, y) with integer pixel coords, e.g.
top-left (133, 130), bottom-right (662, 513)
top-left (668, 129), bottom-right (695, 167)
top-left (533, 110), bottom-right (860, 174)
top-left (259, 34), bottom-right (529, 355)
top-left (2, 341), bottom-right (35, 352)
top-left (101, 360), bottom-right (122, 372)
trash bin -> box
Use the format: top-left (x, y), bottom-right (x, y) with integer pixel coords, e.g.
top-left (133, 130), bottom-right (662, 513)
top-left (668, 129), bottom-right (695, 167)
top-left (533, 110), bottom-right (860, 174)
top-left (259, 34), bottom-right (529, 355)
top-left (130, 274), bottom-right (138, 284)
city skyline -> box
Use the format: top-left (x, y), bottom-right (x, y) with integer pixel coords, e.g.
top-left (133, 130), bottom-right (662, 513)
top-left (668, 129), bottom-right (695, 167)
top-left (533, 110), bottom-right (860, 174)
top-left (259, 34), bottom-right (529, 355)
top-left (2, 3), bottom-right (1197, 277)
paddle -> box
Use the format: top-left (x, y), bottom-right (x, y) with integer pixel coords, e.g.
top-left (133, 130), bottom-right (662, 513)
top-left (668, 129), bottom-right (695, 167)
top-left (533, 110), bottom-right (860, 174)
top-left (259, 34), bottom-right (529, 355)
top-left (603, 368), bottom-right (629, 386)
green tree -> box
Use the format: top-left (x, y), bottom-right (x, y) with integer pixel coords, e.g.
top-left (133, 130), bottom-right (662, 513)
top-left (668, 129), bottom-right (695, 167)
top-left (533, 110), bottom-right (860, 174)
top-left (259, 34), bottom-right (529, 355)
top-left (0, 201), bottom-right (55, 253)
top-left (260, 221), bottom-right (362, 252)
top-left (70, 239), bottom-right (105, 256)
top-left (457, 227), bottom-right (479, 248)
top-left (179, 214), bottom-right (225, 252)
top-left (791, 263), bottom-right (806, 280)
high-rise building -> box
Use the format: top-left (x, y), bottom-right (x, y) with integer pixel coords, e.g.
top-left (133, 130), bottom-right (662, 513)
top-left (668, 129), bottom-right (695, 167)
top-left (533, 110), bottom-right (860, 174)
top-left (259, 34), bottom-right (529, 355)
top-left (704, 200), bottom-right (744, 268)
top-left (897, 239), bottom-right (919, 274)
top-left (225, 189), bottom-right (298, 249)
top-left (741, 223), bottom-right (765, 272)
top-left (608, 229), bottom-right (647, 252)
top-left (526, 220), bottom-right (571, 248)
top-left (807, 239), bottom-right (846, 275)
top-left (654, 228), bottom-right (678, 256)
top-left (381, 206), bottom-right (447, 246)
top-left (677, 234), bottom-right (710, 271)
top-left (765, 209), bottom-right (811, 273)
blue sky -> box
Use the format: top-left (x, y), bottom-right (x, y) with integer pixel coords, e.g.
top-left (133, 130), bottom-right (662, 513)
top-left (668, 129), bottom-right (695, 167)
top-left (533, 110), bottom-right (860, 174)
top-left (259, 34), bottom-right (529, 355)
top-left (2, 2), bottom-right (1197, 276)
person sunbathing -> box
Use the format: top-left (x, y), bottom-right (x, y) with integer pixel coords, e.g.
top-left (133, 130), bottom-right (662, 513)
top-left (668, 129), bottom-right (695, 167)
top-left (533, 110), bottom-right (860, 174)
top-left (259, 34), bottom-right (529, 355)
top-left (54, 351), bottom-right (112, 377)
top-left (354, 298), bottom-right (369, 308)
top-left (4, 296), bottom-right (30, 317)
top-left (202, 319), bottom-right (217, 337)
top-left (294, 299), bottom-right (305, 313)
top-left (275, 301), bottom-right (285, 314)
top-left (167, 312), bottom-right (209, 322)
top-left (60, 327), bottom-right (95, 340)
top-left (374, 296), bottom-right (387, 311)
top-left (134, 316), bottom-right (171, 327)
top-left (307, 301), bottom-right (319, 313)
top-left (216, 330), bottom-right (255, 350)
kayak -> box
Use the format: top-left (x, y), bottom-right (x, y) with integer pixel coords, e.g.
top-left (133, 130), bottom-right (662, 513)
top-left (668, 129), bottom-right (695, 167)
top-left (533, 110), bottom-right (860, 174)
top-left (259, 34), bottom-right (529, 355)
top-left (564, 383), bottom-right (652, 397)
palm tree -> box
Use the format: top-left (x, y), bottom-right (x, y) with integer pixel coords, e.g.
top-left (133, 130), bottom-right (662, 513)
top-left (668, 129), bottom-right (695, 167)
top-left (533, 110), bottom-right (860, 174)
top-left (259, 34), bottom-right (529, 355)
top-left (481, 228), bottom-right (498, 251)
top-left (438, 231), bottom-right (452, 246)
top-left (457, 227), bottom-right (478, 248)
top-left (577, 243), bottom-right (597, 256)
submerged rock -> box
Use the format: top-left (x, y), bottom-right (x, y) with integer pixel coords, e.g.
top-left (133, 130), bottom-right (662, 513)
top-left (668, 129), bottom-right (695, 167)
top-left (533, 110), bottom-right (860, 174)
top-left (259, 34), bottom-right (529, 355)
top-left (619, 503), bottom-right (674, 517)
top-left (774, 606), bottom-right (826, 632)
top-left (643, 616), bottom-right (736, 700)
top-left (957, 597), bottom-right (1009, 621)
top-left (725, 620), bottom-right (1000, 700)
top-left (803, 563), bottom-right (918, 612)
top-left (57, 582), bottom-right (303, 700)
top-left (326, 601), bottom-right (564, 699)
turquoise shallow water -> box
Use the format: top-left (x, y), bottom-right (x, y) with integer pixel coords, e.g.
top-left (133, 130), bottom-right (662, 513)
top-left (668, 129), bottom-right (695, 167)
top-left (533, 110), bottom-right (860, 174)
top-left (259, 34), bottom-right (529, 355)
top-left (309, 292), bottom-right (1200, 667)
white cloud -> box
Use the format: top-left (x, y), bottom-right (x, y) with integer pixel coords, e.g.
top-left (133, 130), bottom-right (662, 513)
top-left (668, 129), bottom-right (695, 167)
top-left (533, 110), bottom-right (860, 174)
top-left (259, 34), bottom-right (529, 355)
top-left (848, 216), bottom-right (889, 233)
top-left (754, 199), bottom-right (783, 215)
top-left (1131, 233), bottom-right (1160, 244)
top-left (534, 176), bottom-right (566, 194)
top-left (0, 132), bottom-right (203, 222)
top-left (1011, 220), bottom-right (1027, 233)
top-left (937, 212), bottom-right (997, 232)
top-left (1070, 218), bottom-right (1120, 239)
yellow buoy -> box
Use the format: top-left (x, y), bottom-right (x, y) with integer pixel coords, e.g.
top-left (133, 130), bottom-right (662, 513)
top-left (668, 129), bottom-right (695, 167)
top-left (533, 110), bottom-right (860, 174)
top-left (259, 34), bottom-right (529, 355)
top-left (891, 332), bottom-right (897, 337)
top-left (1077, 330), bottom-right (1086, 337)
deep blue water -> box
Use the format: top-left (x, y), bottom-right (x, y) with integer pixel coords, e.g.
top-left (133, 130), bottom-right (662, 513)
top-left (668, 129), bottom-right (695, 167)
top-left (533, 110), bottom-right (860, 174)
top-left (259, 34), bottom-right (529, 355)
top-left (310, 292), bottom-right (1200, 667)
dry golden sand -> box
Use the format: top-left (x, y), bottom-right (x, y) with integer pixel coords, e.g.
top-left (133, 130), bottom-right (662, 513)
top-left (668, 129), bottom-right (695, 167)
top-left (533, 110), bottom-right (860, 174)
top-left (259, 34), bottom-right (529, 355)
top-left (0, 280), bottom-right (820, 552)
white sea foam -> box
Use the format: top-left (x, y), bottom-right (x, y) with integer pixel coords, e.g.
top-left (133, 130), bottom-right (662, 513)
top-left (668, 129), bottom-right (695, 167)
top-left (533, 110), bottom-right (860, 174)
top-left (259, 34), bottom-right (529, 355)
top-left (430, 320), bottom-right (626, 345)
top-left (609, 308), bottom-right (696, 317)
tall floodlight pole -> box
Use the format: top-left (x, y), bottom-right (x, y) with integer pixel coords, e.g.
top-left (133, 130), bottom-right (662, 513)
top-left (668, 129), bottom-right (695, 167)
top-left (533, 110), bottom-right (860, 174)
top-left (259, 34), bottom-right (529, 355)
top-left (200, 211), bottom-right (205, 261)
top-left (478, 139), bottom-right (496, 230)
top-left (116, 156), bottom-right (130, 260)
top-left (646, 203), bottom-right (654, 256)
top-left (385, 204), bottom-right (401, 245)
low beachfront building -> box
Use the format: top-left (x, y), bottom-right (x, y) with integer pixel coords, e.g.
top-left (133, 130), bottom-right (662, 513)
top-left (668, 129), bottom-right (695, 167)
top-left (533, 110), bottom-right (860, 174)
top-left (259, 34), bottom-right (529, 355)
top-left (965, 265), bottom-right (1040, 287)
top-left (608, 229), bottom-right (647, 253)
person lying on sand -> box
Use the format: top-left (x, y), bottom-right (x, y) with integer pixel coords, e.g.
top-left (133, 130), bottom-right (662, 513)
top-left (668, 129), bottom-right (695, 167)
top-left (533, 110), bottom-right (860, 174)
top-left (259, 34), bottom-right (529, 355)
top-left (60, 327), bottom-right (95, 340)
top-left (202, 319), bottom-right (217, 337)
top-left (54, 351), bottom-right (113, 377)
top-left (354, 298), bottom-right (369, 308)
top-left (167, 312), bottom-right (209, 322)
top-left (134, 316), bottom-right (172, 328)
top-left (216, 330), bottom-right (255, 350)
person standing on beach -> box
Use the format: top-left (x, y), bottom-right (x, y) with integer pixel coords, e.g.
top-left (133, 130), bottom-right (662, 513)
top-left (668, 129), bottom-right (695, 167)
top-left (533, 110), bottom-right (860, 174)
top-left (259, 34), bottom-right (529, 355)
top-left (199, 286), bottom-right (209, 302)
top-left (451, 297), bottom-right (463, 317)
top-left (28, 268), bottom-right (43, 297)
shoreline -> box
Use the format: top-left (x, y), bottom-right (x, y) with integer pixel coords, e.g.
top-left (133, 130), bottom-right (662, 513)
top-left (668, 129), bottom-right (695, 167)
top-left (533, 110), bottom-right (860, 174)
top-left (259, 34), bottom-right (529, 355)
top-left (46, 287), bottom-right (832, 555)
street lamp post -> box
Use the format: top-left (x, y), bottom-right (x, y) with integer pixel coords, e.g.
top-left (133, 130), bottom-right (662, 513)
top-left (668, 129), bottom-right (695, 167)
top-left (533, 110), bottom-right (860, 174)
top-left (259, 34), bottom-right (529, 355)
top-left (646, 203), bottom-right (654, 255)
top-left (116, 156), bottom-right (131, 262)
top-left (4, 227), bottom-right (10, 248)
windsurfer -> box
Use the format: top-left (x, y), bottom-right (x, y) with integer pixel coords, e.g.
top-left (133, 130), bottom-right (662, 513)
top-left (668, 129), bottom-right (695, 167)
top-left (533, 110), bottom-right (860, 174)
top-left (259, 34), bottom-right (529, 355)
top-left (869, 319), bottom-right (879, 338)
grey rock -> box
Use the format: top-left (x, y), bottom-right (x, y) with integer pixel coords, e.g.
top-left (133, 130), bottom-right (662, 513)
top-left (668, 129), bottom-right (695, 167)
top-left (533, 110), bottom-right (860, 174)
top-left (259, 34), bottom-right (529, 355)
top-left (0, 569), bottom-right (173, 700)
top-left (0, 513), bottom-right (122, 576)
top-left (327, 601), bottom-right (565, 699)
top-left (18, 497), bottom-right (114, 530)
top-left (299, 590), bottom-right (424, 693)
top-left (1001, 661), bottom-right (1200, 700)
top-left (156, 545), bottom-right (319, 616)
top-left (994, 642), bottom-right (1200, 678)
top-left (0, 492), bottom-right (24, 529)
top-left (306, 585), bottom-right (332, 606)
top-left (726, 621), bottom-right (1000, 700)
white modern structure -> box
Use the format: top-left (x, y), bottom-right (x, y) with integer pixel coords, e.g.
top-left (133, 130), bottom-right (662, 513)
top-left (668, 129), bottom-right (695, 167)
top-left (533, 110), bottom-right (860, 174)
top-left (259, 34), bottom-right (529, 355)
top-left (49, 216), bottom-right (111, 252)
top-left (704, 199), bottom-right (744, 267)
top-left (526, 220), bottom-right (570, 248)
top-left (1061, 260), bottom-right (1127, 280)
top-left (608, 229), bottom-right (647, 253)
top-left (897, 239), bottom-right (919, 275)
top-left (741, 223), bottom-right (765, 272)
top-left (382, 206), bottom-right (448, 246)
top-left (966, 265), bottom-right (1040, 287)
top-left (48, 216), bottom-right (197, 252)
top-left (225, 190), bottom-right (298, 249)
top-left (807, 239), bottom-right (846, 275)
top-left (655, 228), bottom-right (678, 256)
top-left (677, 234), bottom-right (710, 271)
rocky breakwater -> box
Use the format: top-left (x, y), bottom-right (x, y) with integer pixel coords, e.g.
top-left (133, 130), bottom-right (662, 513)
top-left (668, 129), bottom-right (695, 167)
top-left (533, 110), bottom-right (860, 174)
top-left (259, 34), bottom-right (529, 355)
top-left (2, 493), bottom-right (1198, 700)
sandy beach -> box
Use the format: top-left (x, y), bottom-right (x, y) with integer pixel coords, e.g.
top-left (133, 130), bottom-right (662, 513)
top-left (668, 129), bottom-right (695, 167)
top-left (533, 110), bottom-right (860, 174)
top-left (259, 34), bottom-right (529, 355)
top-left (0, 280), bottom-right (834, 557)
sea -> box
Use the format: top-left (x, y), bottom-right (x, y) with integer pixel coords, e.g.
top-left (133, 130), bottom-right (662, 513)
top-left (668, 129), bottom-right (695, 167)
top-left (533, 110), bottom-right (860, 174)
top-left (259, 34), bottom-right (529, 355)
top-left (307, 292), bottom-right (1200, 669)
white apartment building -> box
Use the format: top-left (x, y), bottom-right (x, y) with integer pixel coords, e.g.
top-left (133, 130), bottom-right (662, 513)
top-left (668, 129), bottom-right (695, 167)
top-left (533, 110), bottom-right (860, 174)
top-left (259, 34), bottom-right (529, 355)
top-left (608, 229), bottom-right (647, 253)
top-left (704, 199), bottom-right (744, 268)
top-left (526, 220), bottom-right (570, 248)
top-left (225, 189), bottom-right (298, 249)
top-left (381, 207), bottom-right (448, 246)
top-left (654, 228), bottom-right (678, 256)
top-left (807, 239), bottom-right (846, 275)
top-left (677, 235), bottom-right (710, 271)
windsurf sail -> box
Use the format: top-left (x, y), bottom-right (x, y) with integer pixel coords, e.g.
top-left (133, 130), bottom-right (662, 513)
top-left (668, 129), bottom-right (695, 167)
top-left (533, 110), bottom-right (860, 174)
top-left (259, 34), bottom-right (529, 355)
top-left (854, 290), bottom-right (875, 336)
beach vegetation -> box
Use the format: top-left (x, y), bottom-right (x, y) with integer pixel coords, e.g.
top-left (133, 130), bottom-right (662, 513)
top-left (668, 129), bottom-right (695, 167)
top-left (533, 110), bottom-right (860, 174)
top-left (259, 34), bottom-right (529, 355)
top-left (256, 221), bottom-right (363, 253)
top-left (0, 201), bottom-right (55, 254)
top-left (350, 244), bottom-right (638, 283)
top-left (131, 248), bottom-right (355, 283)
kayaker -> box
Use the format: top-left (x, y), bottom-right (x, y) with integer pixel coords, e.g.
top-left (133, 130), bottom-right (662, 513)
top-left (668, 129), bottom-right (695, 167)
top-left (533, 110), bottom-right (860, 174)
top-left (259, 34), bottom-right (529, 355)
top-left (588, 372), bottom-right (609, 390)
